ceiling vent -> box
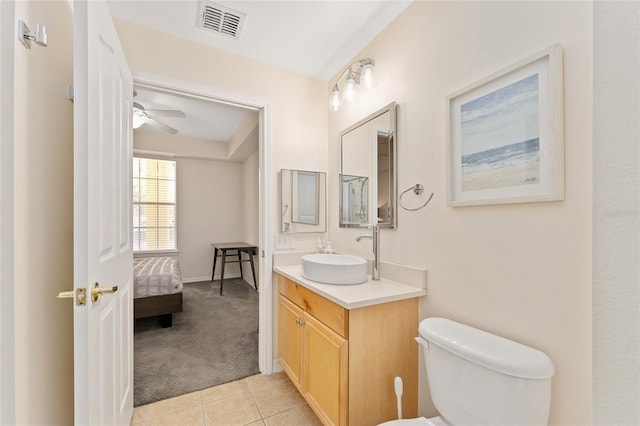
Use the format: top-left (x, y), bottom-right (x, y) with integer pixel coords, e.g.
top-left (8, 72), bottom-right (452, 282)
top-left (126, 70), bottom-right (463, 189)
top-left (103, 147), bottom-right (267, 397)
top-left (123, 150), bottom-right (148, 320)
top-left (197, 1), bottom-right (246, 41)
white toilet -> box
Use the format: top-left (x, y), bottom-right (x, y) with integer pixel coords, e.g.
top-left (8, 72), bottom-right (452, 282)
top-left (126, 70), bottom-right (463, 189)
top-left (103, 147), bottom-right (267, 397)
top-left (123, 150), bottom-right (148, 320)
top-left (381, 317), bottom-right (555, 426)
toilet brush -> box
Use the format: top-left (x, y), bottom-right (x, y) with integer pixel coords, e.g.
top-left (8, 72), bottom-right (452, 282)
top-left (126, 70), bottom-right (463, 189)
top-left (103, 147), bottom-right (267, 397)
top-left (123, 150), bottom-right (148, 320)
top-left (394, 376), bottom-right (403, 419)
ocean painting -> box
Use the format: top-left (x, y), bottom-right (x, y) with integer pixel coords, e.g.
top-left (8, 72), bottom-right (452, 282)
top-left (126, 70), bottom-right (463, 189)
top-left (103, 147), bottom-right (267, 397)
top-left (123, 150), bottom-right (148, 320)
top-left (460, 73), bottom-right (540, 192)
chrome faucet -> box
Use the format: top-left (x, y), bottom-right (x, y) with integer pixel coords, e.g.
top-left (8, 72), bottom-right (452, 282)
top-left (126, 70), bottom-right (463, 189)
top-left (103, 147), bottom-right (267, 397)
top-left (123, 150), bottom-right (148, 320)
top-left (356, 224), bottom-right (380, 280)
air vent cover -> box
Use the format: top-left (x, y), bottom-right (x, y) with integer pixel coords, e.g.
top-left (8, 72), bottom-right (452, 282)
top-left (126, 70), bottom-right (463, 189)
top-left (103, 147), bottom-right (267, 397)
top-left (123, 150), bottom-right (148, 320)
top-left (197, 1), bottom-right (246, 40)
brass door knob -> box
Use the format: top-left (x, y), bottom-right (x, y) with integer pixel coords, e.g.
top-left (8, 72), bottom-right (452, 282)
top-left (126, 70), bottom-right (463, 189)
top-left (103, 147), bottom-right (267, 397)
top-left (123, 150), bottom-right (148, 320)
top-left (91, 282), bottom-right (118, 302)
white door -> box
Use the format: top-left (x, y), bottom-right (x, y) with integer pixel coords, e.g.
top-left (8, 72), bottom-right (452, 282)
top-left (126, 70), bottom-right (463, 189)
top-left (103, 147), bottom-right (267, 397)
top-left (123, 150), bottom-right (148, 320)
top-left (73, 0), bottom-right (134, 424)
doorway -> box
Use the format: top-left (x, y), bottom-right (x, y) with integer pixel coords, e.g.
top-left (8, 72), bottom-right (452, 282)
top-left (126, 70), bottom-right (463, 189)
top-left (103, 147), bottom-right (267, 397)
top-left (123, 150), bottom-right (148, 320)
top-left (131, 75), bottom-right (273, 404)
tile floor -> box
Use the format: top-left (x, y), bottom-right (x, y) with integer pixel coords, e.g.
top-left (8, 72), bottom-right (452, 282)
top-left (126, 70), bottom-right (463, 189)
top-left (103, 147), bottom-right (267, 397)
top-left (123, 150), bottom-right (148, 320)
top-left (130, 372), bottom-right (322, 426)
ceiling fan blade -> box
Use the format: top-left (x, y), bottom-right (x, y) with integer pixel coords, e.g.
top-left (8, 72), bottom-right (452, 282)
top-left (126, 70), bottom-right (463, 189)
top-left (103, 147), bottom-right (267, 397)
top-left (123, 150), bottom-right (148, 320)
top-left (146, 109), bottom-right (186, 118)
top-left (143, 116), bottom-right (178, 135)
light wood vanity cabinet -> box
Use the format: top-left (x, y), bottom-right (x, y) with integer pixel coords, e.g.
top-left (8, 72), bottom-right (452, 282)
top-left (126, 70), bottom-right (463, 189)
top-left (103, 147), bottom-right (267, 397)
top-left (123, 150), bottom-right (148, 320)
top-left (278, 296), bottom-right (304, 386)
top-left (277, 273), bottom-right (418, 426)
top-left (278, 280), bottom-right (349, 424)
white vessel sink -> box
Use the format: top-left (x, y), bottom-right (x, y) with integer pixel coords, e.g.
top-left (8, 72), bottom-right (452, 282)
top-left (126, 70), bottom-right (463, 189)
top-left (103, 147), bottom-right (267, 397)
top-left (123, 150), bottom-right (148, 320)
top-left (301, 253), bottom-right (368, 285)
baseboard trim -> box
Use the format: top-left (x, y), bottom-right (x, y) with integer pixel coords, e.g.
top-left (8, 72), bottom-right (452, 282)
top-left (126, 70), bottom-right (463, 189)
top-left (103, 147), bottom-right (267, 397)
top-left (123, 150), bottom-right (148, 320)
top-left (182, 273), bottom-right (242, 283)
top-left (271, 359), bottom-right (283, 373)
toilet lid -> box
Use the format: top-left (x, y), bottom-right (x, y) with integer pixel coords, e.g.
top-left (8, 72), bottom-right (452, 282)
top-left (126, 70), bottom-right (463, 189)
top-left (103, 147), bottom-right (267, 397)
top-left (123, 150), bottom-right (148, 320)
top-left (378, 416), bottom-right (447, 426)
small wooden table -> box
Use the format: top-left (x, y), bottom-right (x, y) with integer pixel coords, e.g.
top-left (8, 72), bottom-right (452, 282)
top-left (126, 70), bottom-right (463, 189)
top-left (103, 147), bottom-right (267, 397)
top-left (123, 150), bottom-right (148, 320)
top-left (211, 242), bottom-right (258, 295)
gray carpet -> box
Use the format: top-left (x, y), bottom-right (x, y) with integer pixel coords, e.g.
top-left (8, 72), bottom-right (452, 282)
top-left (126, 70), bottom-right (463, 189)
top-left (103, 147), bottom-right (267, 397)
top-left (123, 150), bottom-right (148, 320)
top-left (134, 279), bottom-right (259, 406)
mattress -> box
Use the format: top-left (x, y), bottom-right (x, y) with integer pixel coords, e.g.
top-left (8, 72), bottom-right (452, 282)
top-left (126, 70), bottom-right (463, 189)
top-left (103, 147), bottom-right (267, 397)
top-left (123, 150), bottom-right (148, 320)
top-left (133, 256), bottom-right (183, 299)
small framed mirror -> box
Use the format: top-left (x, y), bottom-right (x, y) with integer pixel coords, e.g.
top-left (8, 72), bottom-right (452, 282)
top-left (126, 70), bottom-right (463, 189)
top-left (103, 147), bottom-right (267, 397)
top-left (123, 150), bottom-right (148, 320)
top-left (281, 169), bottom-right (326, 233)
top-left (340, 102), bottom-right (397, 228)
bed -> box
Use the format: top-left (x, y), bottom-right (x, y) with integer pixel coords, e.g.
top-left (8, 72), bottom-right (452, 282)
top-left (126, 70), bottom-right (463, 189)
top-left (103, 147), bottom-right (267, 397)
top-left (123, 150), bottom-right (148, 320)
top-left (134, 256), bottom-right (183, 328)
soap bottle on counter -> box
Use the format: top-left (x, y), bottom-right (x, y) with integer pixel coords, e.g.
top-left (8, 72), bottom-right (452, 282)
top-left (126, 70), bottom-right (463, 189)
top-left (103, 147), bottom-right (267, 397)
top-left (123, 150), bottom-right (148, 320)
top-left (323, 241), bottom-right (333, 254)
top-left (316, 237), bottom-right (324, 253)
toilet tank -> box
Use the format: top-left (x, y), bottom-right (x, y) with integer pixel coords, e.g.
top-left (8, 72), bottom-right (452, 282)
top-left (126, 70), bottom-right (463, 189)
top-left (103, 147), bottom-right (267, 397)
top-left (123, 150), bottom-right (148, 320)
top-left (418, 318), bottom-right (555, 426)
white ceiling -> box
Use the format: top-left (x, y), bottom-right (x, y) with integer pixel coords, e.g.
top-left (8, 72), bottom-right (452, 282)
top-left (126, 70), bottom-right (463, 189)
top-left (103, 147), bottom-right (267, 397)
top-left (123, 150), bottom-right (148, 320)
top-left (111, 0), bottom-right (411, 142)
top-left (108, 0), bottom-right (412, 80)
top-left (133, 86), bottom-right (254, 142)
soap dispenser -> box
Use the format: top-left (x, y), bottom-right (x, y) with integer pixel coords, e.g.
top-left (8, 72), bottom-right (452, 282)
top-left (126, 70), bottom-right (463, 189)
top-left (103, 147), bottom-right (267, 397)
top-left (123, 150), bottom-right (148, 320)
top-left (323, 241), bottom-right (333, 254)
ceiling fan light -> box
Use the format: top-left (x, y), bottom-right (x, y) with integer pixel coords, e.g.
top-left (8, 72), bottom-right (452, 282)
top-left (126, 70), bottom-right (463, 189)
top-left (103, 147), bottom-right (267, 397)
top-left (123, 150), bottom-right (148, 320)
top-left (329, 85), bottom-right (341, 111)
top-left (132, 113), bottom-right (145, 129)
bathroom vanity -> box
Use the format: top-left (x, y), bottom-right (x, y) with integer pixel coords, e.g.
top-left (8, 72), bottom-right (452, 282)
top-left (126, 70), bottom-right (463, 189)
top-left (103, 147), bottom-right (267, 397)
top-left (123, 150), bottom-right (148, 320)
top-left (274, 266), bottom-right (425, 425)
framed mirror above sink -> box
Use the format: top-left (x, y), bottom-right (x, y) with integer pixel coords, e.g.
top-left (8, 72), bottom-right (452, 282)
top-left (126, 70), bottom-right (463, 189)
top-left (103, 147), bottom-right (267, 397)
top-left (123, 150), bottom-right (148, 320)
top-left (340, 102), bottom-right (397, 228)
top-left (281, 169), bottom-right (327, 233)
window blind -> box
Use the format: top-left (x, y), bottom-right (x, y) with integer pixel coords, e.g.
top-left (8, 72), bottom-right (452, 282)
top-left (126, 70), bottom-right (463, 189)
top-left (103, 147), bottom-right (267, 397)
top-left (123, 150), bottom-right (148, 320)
top-left (133, 156), bottom-right (177, 252)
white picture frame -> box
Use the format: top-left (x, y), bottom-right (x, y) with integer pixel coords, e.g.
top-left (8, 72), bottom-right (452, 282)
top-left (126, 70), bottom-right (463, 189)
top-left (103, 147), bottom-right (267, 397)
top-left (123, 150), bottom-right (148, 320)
top-left (446, 44), bottom-right (564, 207)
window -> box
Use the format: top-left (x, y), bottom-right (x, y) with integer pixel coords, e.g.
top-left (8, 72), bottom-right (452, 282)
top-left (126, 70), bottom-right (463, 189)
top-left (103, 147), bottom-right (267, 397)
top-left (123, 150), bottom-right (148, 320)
top-left (133, 156), bottom-right (177, 252)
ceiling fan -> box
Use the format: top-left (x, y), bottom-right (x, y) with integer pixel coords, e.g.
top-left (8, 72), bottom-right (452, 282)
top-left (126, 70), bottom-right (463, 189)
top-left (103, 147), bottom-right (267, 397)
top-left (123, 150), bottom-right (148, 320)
top-left (132, 101), bottom-right (186, 135)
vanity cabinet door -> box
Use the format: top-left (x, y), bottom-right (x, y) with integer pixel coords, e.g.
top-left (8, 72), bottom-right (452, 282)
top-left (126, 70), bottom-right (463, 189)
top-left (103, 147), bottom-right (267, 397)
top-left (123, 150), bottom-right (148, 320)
top-left (278, 295), bottom-right (303, 389)
top-left (302, 312), bottom-right (348, 426)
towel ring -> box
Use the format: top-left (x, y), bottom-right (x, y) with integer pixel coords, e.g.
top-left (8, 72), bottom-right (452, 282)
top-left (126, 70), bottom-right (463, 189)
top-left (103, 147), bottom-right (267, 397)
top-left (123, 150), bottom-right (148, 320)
top-left (399, 184), bottom-right (434, 211)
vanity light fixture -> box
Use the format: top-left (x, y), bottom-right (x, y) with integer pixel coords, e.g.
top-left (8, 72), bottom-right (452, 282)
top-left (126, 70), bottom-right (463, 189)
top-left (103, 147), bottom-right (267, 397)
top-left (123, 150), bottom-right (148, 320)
top-left (343, 70), bottom-right (356, 103)
top-left (329, 58), bottom-right (375, 112)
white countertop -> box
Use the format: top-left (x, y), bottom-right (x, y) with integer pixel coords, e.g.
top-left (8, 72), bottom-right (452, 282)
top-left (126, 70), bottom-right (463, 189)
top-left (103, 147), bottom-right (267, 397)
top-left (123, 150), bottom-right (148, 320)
top-left (274, 264), bottom-right (426, 309)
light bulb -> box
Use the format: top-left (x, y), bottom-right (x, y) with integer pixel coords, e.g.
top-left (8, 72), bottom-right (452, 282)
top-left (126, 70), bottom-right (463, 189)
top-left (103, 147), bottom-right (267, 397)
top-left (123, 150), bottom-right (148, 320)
top-left (329, 85), bottom-right (341, 111)
top-left (362, 63), bottom-right (375, 88)
top-left (343, 72), bottom-right (356, 103)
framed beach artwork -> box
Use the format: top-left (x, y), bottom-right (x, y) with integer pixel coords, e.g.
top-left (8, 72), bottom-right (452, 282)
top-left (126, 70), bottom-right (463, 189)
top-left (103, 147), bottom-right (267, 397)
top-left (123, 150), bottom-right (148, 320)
top-left (446, 44), bottom-right (564, 206)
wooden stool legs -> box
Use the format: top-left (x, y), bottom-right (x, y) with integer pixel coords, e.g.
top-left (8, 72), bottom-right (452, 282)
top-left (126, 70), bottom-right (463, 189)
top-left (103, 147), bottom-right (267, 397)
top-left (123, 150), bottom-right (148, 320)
top-left (211, 247), bottom-right (258, 295)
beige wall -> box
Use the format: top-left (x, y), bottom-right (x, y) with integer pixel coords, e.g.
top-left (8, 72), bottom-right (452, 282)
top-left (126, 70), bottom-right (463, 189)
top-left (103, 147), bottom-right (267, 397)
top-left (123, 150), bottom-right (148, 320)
top-left (229, 113), bottom-right (259, 163)
top-left (593, 1), bottom-right (640, 423)
top-left (114, 19), bottom-right (329, 253)
top-left (0, 1), bottom-right (16, 423)
top-left (134, 131), bottom-right (258, 282)
top-left (135, 130), bottom-right (229, 159)
top-left (12, 0), bottom-right (74, 424)
top-left (328, 2), bottom-right (592, 424)
top-left (175, 157), bottom-right (244, 280)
